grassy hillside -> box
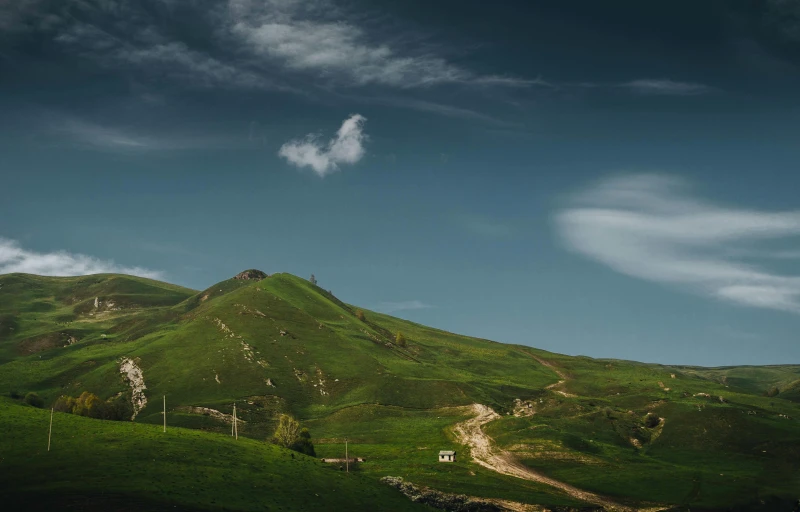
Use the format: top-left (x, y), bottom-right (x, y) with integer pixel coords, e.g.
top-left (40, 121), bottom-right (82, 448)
top-left (0, 398), bottom-right (429, 512)
top-left (1, 271), bottom-right (799, 511)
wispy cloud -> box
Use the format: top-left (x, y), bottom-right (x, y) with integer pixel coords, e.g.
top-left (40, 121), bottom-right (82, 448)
top-left (0, 237), bottom-right (163, 279)
top-left (377, 300), bottom-right (434, 313)
top-left (54, 116), bottom-right (153, 150)
top-left (226, 0), bottom-right (539, 89)
top-left (618, 79), bottom-right (713, 96)
top-left (555, 174), bottom-right (800, 313)
top-left (570, 79), bottom-right (714, 96)
top-left (54, 21), bottom-right (286, 92)
top-left (46, 112), bottom-right (250, 152)
top-left (278, 114), bottom-right (367, 177)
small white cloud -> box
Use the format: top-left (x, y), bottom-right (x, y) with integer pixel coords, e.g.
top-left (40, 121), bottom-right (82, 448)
top-left (278, 114), bottom-right (367, 177)
top-left (555, 174), bottom-right (800, 313)
top-left (377, 300), bottom-right (434, 313)
top-left (0, 238), bottom-right (164, 279)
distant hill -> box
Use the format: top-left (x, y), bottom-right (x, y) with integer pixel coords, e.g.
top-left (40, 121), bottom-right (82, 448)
top-left (1, 271), bottom-right (798, 511)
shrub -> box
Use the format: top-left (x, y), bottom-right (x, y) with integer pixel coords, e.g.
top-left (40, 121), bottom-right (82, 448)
top-left (271, 415), bottom-right (315, 456)
top-left (355, 310), bottom-right (365, 321)
top-left (24, 392), bottom-right (44, 408)
top-left (395, 331), bottom-right (406, 347)
top-left (766, 386), bottom-right (780, 398)
top-left (54, 395), bottom-right (76, 413)
top-left (290, 428), bottom-right (316, 457)
top-left (9, 390), bottom-right (21, 399)
top-left (644, 413), bottom-right (661, 428)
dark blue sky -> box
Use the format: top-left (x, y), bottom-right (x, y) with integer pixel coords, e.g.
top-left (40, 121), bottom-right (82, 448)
top-left (2, 0), bottom-right (800, 366)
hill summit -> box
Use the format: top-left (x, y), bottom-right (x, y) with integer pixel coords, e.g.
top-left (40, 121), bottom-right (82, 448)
top-left (232, 269), bottom-right (268, 280)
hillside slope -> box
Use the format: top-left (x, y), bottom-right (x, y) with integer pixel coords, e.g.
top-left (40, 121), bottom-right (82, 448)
top-left (1, 271), bottom-right (799, 511)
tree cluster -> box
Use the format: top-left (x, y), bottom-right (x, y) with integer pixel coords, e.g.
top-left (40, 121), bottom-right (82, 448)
top-left (54, 391), bottom-right (134, 421)
top-left (271, 414), bottom-right (316, 456)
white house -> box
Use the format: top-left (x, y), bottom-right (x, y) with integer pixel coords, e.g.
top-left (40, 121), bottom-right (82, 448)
top-left (438, 450), bottom-right (456, 462)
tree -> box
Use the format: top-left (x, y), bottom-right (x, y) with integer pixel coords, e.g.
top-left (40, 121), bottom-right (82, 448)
top-left (355, 310), bottom-right (365, 321)
top-left (272, 414), bottom-right (301, 449)
top-left (395, 331), bottom-right (406, 347)
top-left (24, 392), bottom-right (44, 408)
top-left (271, 415), bottom-right (316, 456)
top-left (53, 395), bottom-right (76, 413)
top-left (290, 428), bottom-right (316, 457)
top-left (309, 274), bottom-right (317, 286)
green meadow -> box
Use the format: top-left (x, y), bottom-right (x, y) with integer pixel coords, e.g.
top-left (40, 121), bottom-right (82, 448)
top-left (1, 271), bottom-right (799, 511)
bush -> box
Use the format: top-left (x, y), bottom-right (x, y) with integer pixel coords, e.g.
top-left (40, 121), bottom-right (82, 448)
top-left (9, 390), bottom-right (21, 399)
top-left (395, 331), bottom-right (406, 347)
top-left (644, 413), bottom-right (661, 428)
top-left (271, 415), bottom-right (315, 456)
top-left (355, 310), bottom-right (365, 321)
top-left (24, 392), bottom-right (44, 408)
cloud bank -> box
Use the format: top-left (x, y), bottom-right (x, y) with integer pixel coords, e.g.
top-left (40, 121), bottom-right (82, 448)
top-left (555, 174), bottom-right (800, 313)
top-left (0, 238), bottom-right (163, 279)
top-left (278, 114), bottom-right (367, 177)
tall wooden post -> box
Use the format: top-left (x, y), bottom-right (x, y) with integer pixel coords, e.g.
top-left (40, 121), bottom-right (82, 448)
top-left (345, 438), bottom-right (348, 473)
top-left (231, 403), bottom-right (235, 437)
top-left (233, 403), bottom-right (238, 440)
top-left (163, 395), bottom-right (166, 433)
top-left (47, 408), bottom-right (54, 451)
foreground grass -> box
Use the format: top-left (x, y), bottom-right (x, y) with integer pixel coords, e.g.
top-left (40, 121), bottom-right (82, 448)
top-left (0, 399), bottom-right (429, 512)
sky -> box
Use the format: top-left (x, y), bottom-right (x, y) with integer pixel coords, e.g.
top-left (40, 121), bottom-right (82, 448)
top-left (1, 0), bottom-right (800, 366)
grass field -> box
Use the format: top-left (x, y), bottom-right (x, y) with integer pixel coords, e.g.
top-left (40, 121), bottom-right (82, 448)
top-left (1, 271), bottom-right (799, 511)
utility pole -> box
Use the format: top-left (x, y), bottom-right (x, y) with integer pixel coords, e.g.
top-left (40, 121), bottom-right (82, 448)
top-left (233, 403), bottom-right (238, 440)
top-left (163, 395), bottom-right (166, 433)
top-left (345, 437), bottom-right (348, 473)
top-left (47, 408), bottom-right (53, 452)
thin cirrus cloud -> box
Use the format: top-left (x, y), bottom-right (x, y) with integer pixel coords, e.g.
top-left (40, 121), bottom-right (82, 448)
top-left (47, 113), bottom-right (248, 152)
top-left (0, 238), bottom-right (163, 280)
top-left (278, 114), bottom-right (367, 177)
top-left (555, 174), bottom-right (800, 313)
top-left (619, 79), bottom-right (713, 95)
top-left (377, 300), bottom-right (434, 313)
top-left (227, 0), bottom-right (540, 89)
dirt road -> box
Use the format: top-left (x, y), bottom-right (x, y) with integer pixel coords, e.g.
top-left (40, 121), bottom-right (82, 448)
top-left (453, 404), bottom-right (643, 511)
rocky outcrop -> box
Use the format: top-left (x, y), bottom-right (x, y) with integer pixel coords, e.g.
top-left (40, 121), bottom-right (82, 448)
top-left (233, 269), bottom-right (268, 281)
top-left (119, 357), bottom-right (147, 420)
top-left (380, 477), bottom-right (503, 512)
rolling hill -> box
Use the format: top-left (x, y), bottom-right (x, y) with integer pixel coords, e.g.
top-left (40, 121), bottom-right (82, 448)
top-left (1, 271), bottom-right (799, 512)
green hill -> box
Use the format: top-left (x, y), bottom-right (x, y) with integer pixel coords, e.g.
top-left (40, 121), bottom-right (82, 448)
top-left (1, 271), bottom-right (799, 512)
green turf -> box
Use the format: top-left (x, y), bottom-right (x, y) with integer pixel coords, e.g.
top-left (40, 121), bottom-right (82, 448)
top-left (2, 271), bottom-right (800, 511)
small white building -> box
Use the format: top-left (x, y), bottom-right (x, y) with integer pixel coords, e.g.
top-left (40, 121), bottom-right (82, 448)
top-left (438, 450), bottom-right (456, 462)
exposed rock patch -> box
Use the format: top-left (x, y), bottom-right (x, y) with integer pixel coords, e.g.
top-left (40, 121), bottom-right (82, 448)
top-left (380, 476), bottom-right (504, 512)
top-left (233, 269), bottom-right (268, 281)
top-left (177, 406), bottom-right (243, 425)
top-left (119, 357), bottom-right (147, 420)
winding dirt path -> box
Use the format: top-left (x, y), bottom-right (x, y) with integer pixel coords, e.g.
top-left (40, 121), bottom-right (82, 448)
top-left (528, 353), bottom-right (577, 398)
top-left (453, 352), bottom-right (668, 511)
top-left (453, 404), bottom-right (642, 511)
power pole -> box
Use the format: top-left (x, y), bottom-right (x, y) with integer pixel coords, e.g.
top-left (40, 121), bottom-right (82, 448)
top-left (233, 403), bottom-right (238, 440)
top-left (345, 437), bottom-right (348, 473)
top-left (47, 408), bottom-right (53, 451)
top-left (163, 395), bottom-right (166, 433)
